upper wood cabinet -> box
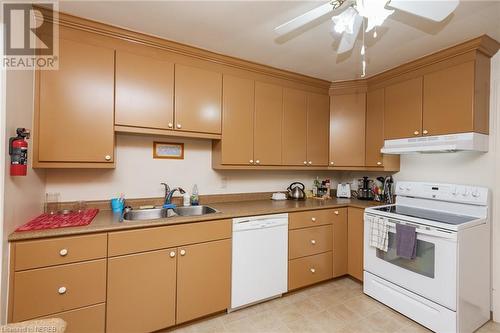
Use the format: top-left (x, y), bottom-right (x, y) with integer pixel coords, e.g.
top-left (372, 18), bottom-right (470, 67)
top-left (36, 35), bottom-right (115, 167)
top-left (282, 88), bottom-right (307, 166)
top-left (366, 88), bottom-right (385, 167)
top-left (174, 64), bottom-right (222, 134)
top-left (115, 50), bottom-right (174, 130)
top-left (219, 75), bottom-right (255, 165)
top-left (106, 249), bottom-right (177, 333)
top-left (307, 93), bottom-right (330, 166)
top-left (423, 60), bottom-right (488, 136)
top-left (384, 77), bottom-right (423, 140)
top-left (254, 81), bottom-right (283, 165)
top-left (176, 239), bottom-right (231, 324)
top-left (330, 92), bottom-right (366, 167)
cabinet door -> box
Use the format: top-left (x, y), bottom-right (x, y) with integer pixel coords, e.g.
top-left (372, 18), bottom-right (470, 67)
top-left (38, 38), bottom-right (114, 163)
top-left (174, 64), bottom-right (222, 134)
top-left (115, 50), bottom-right (174, 130)
top-left (423, 61), bottom-right (475, 136)
top-left (330, 93), bottom-right (366, 167)
top-left (347, 207), bottom-right (364, 281)
top-left (366, 88), bottom-right (385, 167)
top-left (106, 249), bottom-right (177, 333)
top-left (254, 82), bottom-right (283, 165)
top-left (332, 208), bottom-right (348, 277)
top-left (177, 239), bottom-right (231, 324)
top-left (221, 75), bottom-right (254, 165)
top-left (282, 88), bottom-right (307, 166)
top-left (307, 93), bottom-right (330, 166)
top-left (384, 77), bottom-right (423, 140)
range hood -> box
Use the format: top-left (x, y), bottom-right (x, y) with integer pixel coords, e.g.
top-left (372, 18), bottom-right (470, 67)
top-left (381, 132), bottom-right (489, 154)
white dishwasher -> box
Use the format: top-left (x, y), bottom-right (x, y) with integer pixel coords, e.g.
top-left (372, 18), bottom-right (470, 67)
top-left (231, 213), bottom-right (288, 310)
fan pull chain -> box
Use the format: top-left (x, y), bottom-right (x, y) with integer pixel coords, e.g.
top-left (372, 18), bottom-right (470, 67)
top-left (361, 19), bottom-right (366, 77)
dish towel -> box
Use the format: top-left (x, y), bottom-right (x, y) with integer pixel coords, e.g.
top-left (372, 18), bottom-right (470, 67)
top-left (369, 217), bottom-right (389, 252)
top-left (396, 223), bottom-right (417, 259)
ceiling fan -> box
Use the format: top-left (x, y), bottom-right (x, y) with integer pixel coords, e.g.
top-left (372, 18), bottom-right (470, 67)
top-left (275, 0), bottom-right (459, 76)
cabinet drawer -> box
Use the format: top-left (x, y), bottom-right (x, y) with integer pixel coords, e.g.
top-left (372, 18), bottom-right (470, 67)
top-left (108, 219), bottom-right (231, 257)
top-left (288, 251), bottom-right (333, 290)
top-left (289, 225), bottom-right (332, 259)
top-left (289, 209), bottom-right (334, 230)
top-left (13, 260), bottom-right (106, 321)
top-left (41, 303), bottom-right (105, 333)
top-left (14, 234), bottom-right (107, 271)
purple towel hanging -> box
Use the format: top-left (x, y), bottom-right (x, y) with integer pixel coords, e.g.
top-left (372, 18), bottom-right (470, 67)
top-left (396, 223), bottom-right (417, 259)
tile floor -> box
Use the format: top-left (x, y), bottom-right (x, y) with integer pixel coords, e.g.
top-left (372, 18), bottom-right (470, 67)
top-left (166, 277), bottom-right (500, 333)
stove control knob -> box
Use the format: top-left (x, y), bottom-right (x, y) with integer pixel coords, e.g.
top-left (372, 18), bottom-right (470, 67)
top-left (462, 189), bottom-right (469, 197)
top-left (451, 188), bottom-right (458, 196)
top-left (398, 185), bottom-right (404, 191)
top-left (405, 187), bottom-right (411, 192)
top-left (472, 190), bottom-right (480, 198)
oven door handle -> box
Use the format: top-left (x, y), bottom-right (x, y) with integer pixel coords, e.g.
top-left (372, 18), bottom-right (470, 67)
top-left (384, 219), bottom-right (456, 240)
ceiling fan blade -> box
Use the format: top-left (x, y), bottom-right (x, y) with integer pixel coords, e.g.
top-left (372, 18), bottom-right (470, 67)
top-left (337, 14), bottom-right (363, 54)
top-left (387, 0), bottom-right (459, 22)
top-left (274, 2), bottom-right (333, 35)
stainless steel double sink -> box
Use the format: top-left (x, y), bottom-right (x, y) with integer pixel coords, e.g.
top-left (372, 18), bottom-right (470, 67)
top-left (122, 205), bottom-right (218, 221)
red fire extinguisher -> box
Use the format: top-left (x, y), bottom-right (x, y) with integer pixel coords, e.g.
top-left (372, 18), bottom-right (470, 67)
top-left (9, 128), bottom-right (30, 176)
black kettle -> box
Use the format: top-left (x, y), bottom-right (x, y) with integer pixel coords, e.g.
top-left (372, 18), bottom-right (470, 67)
top-left (287, 182), bottom-right (306, 200)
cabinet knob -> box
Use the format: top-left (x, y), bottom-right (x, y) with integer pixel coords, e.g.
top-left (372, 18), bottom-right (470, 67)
top-left (423, 130), bottom-right (429, 135)
top-left (414, 130), bottom-right (420, 136)
top-left (310, 268), bottom-right (316, 274)
top-left (180, 249), bottom-right (186, 256)
top-left (59, 248), bottom-right (68, 257)
top-left (255, 160), bottom-right (260, 164)
top-left (311, 217), bottom-right (316, 222)
top-left (330, 162), bottom-right (334, 165)
top-left (105, 155), bottom-right (111, 161)
top-left (308, 161), bottom-right (312, 165)
top-left (334, 211), bottom-right (339, 215)
top-left (169, 251), bottom-right (176, 258)
top-left (58, 287), bottom-right (67, 295)
top-left (303, 161), bottom-right (307, 165)
top-left (310, 240), bottom-right (316, 245)
top-left (176, 124), bottom-right (182, 129)
top-left (249, 159), bottom-right (254, 164)
top-left (168, 123), bottom-right (173, 128)
top-left (377, 162), bottom-right (382, 166)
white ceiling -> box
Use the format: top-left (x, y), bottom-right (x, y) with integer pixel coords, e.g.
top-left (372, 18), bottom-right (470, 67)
top-left (59, 1), bottom-right (500, 82)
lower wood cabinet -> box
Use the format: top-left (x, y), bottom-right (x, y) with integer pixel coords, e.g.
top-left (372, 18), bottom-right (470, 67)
top-left (332, 208), bottom-right (348, 277)
top-left (41, 303), bottom-right (106, 333)
top-left (288, 251), bottom-right (333, 290)
top-left (347, 207), bottom-right (364, 281)
top-left (106, 248), bottom-right (177, 333)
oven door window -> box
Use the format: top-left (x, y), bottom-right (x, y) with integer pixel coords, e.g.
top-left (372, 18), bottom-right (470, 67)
top-left (376, 232), bottom-right (435, 278)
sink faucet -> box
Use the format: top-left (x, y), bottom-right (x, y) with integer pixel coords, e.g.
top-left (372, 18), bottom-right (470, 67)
top-left (161, 182), bottom-right (186, 205)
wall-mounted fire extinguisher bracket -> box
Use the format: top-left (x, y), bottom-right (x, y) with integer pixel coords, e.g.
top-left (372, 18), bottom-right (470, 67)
top-left (9, 128), bottom-right (31, 177)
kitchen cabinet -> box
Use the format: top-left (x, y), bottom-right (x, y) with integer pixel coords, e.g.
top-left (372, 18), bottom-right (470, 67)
top-left (423, 60), bottom-right (488, 136)
top-left (289, 252), bottom-right (333, 290)
top-left (282, 88), bottom-right (307, 166)
top-left (115, 50), bottom-right (174, 130)
top-left (307, 92), bottom-right (330, 166)
top-left (219, 75), bottom-right (255, 165)
top-left (254, 81), bottom-right (283, 165)
top-left (384, 77), bottom-right (423, 140)
top-left (365, 88), bottom-right (385, 167)
top-left (42, 304), bottom-right (105, 333)
top-left (330, 92), bottom-right (366, 167)
top-left (174, 64), bottom-right (222, 134)
top-left (35, 34), bottom-right (115, 167)
top-left (176, 239), bottom-right (231, 323)
top-left (332, 208), bottom-right (348, 277)
top-left (106, 249), bottom-right (177, 333)
top-left (347, 207), bottom-right (364, 281)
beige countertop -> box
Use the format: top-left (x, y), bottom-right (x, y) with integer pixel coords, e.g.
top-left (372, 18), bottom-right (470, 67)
top-left (9, 198), bottom-right (383, 241)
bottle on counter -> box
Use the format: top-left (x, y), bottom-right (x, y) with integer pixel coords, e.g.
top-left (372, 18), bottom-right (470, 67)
top-left (183, 191), bottom-right (191, 207)
top-left (190, 184), bottom-right (199, 206)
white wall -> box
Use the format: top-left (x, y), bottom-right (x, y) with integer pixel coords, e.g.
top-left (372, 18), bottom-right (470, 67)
top-left (393, 52), bottom-right (500, 320)
top-left (1, 70), bottom-right (46, 323)
top-left (45, 134), bottom-right (385, 201)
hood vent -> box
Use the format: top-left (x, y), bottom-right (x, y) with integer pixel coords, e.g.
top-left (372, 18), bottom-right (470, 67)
top-left (381, 132), bottom-right (488, 154)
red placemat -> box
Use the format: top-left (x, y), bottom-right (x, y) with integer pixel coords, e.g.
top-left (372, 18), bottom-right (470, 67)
top-left (16, 209), bottom-right (100, 232)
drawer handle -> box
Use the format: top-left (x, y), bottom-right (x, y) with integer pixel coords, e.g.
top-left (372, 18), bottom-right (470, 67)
top-left (334, 211), bottom-right (339, 215)
top-left (59, 248), bottom-right (68, 257)
top-left (58, 287), bottom-right (67, 295)
top-left (311, 217), bottom-right (316, 222)
top-left (169, 251), bottom-right (176, 258)
top-left (310, 240), bottom-right (316, 245)
top-left (180, 249), bottom-right (186, 256)
top-left (310, 268), bottom-right (316, 274)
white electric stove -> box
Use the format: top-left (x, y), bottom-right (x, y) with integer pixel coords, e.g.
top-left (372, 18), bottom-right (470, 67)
top-left (363, 181), bottom-right (490, 333)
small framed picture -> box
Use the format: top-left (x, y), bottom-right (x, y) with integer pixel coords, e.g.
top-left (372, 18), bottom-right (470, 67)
top-left (153, 142), bottom-right (184, 159)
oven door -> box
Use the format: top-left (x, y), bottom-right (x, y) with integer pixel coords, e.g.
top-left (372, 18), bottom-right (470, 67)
top-left (364, 213), bottom-right (457, 310)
